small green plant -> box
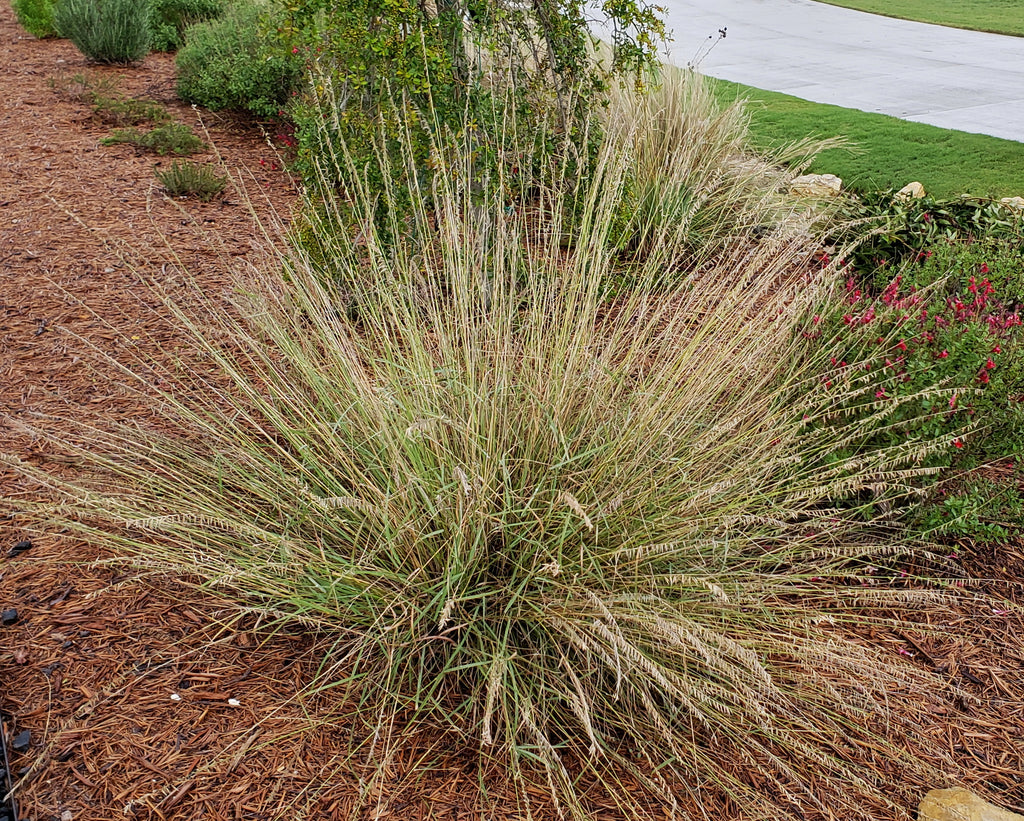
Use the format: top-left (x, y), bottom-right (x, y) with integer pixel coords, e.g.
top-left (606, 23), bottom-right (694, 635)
top-left (51, 73), bottom-right (169, 124)
top-left (53, 0), bottom-right (151, 64)
top-left (155, 160), bottom-right (226, 200)
top-left (13, 0), bottom-right (58, 37)
top-left (176, 0), bottom-right (299, 118)
top-left (148, 0), bottom-right (224, 52)
top-left (49, 71), bottom-right (120, 104)
top-left (101, 123), bottom-right (205, 155)
top-left (918, 472), bottom-right (1024, 543)
top-left (92, 95), bottom-right (169, 126)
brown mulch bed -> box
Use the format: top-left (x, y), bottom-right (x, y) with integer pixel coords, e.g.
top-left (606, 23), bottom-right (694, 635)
top-left (1, 6), bottom-right (1023, 820)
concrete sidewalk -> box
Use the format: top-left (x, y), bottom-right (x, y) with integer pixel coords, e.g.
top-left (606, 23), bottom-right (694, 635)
top-left (656, 0), bottom-right (1024, 142)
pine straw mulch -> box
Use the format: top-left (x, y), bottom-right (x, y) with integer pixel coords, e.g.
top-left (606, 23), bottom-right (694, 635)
top-left (1, 6), bottom-right (1024, 820)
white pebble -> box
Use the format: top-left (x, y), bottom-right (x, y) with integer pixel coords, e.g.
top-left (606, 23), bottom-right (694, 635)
top-left (169, 693), bottom-right (182, 702)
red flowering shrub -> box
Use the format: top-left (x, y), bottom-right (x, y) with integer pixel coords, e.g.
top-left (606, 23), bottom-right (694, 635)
top-left (801, 253), bottom-right (1023, 539)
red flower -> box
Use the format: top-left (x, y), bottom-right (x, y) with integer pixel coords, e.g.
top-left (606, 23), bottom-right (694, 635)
top-left (896, 339), bottom-right (908, 351)
top-left (993, 344), bottom-right (1002, 354)
top-left (937, 350), bottom-right (949, 359)
top-left (875, 389), bottom-right (887, 399)
top-left (979, 370), bottom-right (990, 385)
top-left (953, 439), bottom-right (964, 449)
top-left (985, 357), bottom-right (996, 370)
top-left (980, 263), bottom-right (989, 274)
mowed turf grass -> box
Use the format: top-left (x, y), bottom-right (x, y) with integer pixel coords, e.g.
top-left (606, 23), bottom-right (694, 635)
top-left (711, 78), bottom-right (1024, 198)
top-left (810, 0), bottom-right (1024, 37)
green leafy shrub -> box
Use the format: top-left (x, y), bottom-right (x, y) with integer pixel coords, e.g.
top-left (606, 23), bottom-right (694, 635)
top-left (8, 96), bottom-right (975, 821)
top-left (13, 0), bottom-right (58, 38)
top-left (285, 0), bottom-right (667, 246)
top-left (175, 0), bottom-right (299, 118)
top-left (101, 122), bottom-right (205, 155)
top-left (148, 0), bottom-right (223, 52)
top-left (155, 160), bottom-right (226, 199)
top-left (53, 0), bottom-right (151, 64)
top-left (836, 190), bottom-right (1024, 285)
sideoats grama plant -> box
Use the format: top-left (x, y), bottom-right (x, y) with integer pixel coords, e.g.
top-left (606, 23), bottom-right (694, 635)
top-left (6, 76), bottom-right (976, 820)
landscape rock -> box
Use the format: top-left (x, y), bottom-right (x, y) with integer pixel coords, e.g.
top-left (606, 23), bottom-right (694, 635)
top-left (999, 196), bottom-right (1024, 210)
top-left (789, 173), bottom-right (842, 197)
top-left (918, 787), bottom-right (1024, 821)
top-left (896, 181), bottom-right (926, 199)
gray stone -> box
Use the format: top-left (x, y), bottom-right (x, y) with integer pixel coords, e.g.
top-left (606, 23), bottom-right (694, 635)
top-left (918, 788), bottom-right (1024, 821)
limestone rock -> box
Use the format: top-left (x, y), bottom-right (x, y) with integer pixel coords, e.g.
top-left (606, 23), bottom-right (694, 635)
top-left (896, 181), bottom-right (926, 199)
top-left (789, 173), bottom-right (842, 198)
top-left (918, 788), bottom-right (1024, 821)
top-left (999, 196), bottom-right (1024, 211)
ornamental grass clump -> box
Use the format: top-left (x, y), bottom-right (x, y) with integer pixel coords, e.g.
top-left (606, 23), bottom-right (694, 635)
top-left (6, 84), bottom-right (974, 819)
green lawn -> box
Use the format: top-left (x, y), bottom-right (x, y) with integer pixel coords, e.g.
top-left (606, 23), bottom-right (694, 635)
top-left (810, 0), bottom-right (1024, 37)
top-left (710, 78), bottom-right (1024, 199)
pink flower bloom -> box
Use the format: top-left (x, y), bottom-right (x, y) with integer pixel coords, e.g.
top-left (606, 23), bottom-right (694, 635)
top-left (896, 339), bottom-right (908, 351)
top-left (937, 350), bottom-right (949, 359)
top-left (875, 389), bottom-right (887, 399)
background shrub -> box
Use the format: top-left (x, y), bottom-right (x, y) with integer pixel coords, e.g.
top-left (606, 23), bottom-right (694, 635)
top-left (53, 0), bottom-right (151, 63)
top-left (175, 1), bottom-right (299, 118)
top-left (12, 0), bottom-right (58, 38)
top-left (148, 0), bottom-right (224, 52)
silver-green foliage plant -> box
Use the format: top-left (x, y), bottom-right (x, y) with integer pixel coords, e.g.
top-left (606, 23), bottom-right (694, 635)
top-left (53, 0), bottom-right (150, 64)
top-left (7, 78), bottom-right (970, 819)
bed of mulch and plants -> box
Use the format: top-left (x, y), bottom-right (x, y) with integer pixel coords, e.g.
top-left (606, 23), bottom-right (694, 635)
top-left (2, 2), bottom-right (1024, 820)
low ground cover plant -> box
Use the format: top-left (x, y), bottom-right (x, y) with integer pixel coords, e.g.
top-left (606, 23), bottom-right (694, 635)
top-left (53, 0), bottom-right (150, 63)
top-left (50, 72), bottom-right (169, 125)
top-left (155, 159), bottom-right (226, 199)
top-left (6, 76), bottom-right (983, 820)
top-left (100, 122), bottom-right (205, 154)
